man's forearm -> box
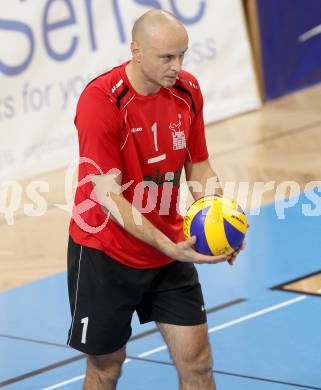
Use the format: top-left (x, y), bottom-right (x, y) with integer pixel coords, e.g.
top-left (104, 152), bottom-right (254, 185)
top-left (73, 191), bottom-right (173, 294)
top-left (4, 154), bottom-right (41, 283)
top-left (185, 160), bottom-right (223, 201)
top-left (196, 172), bottom-right (222, 200)
top-left (100, 193), bottom-right (176, 257)
top-left (189, 169), bottom-right (223, 201)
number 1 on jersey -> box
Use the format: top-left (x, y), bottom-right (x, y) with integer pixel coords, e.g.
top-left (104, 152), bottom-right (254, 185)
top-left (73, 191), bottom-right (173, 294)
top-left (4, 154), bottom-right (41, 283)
top-left (151, 122), bottom-right (158, 152)
top-left (147, 122), bottom-right (166, 164)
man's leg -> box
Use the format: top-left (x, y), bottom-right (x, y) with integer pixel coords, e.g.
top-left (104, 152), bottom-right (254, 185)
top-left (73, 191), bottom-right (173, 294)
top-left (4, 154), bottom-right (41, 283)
top-left (157, 322), bottom-right (215, 390)
top-left (84, 346), bottom-right (126, 390)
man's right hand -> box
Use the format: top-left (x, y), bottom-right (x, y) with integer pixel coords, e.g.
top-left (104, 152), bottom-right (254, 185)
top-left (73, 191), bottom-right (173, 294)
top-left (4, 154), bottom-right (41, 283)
top-left (165, 236), bottom-right (230, 265)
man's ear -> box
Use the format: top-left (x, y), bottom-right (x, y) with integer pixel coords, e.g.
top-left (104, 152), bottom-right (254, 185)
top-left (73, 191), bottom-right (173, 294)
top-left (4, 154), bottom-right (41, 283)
top-left (131, 41), bottom-right (142, 63)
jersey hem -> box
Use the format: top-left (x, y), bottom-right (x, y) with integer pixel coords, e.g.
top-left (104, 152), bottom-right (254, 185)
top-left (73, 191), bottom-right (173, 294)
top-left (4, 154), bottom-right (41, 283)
top-left (69, 232), bottom-right (174, 270)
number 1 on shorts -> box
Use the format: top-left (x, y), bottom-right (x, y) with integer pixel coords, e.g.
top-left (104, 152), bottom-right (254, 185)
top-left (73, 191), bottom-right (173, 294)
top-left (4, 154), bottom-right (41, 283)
top-left (81, 317), bottom-right (89, 344)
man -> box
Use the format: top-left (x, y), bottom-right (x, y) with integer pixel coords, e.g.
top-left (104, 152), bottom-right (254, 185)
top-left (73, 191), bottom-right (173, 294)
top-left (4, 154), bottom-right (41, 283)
top-left (67, 9), bottom-right (242, 390)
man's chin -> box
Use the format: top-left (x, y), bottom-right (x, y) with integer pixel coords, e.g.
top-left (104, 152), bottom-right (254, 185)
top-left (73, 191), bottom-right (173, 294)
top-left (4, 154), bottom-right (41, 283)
top-left (162, 78), bottom-right (177, 87)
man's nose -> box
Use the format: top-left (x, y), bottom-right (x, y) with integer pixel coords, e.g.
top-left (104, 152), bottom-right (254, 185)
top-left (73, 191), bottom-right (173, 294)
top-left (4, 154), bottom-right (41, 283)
top-left (170, 57), bottom-right (182, 72)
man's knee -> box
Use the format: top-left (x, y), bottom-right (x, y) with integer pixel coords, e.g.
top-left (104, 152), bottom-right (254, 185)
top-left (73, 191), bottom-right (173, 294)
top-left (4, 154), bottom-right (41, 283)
top-left (177, 343), bottom-right (213, 383)
top-left (86, 347), bottom-right (126, 383)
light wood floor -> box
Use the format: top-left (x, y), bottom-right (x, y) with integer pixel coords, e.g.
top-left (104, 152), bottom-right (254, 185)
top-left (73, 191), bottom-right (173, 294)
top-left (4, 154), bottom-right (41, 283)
top-left (1, 84), bottom-right (321, 291)
top-left (282, 273), bottom-right (321, 295)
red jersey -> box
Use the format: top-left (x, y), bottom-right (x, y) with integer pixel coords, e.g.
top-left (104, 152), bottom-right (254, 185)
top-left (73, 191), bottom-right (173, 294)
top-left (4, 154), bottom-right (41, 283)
top-left (69, 61), bottom-right (208, 268)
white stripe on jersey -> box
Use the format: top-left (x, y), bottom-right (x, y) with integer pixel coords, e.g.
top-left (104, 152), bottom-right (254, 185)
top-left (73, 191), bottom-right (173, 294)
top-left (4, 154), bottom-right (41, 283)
top-left (165, 88), bottom-right (191, 112)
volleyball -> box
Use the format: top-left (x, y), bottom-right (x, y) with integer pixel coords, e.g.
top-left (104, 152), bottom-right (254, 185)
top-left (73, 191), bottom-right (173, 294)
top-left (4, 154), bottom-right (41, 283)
top-left (183, 195), bottom-right (248, 256)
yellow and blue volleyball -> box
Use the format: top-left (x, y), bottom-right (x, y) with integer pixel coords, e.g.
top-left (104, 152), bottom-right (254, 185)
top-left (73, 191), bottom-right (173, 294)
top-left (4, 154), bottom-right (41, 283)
top-left (183, 195), bottom-right (248, 256)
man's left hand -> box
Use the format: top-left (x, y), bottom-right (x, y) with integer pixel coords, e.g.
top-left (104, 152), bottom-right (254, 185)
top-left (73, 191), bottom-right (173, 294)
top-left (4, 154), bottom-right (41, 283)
top-left (227, 242), bottom-right (246, 266)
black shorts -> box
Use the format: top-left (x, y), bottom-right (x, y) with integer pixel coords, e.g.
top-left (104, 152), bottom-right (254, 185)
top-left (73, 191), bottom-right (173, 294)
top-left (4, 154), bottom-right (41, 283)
top-left (67, 236), bottom-right (207, 355)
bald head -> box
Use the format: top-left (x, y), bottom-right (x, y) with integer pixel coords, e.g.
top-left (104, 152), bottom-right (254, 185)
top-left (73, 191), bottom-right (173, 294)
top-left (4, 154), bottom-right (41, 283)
top-left (132, 9), bottom-right (187, 47)
top-left (128, 9), bottom-right (188, 94)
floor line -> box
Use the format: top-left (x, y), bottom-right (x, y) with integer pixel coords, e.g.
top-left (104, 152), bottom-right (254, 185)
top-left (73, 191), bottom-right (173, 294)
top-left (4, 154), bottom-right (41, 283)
top-left (127, 356), bottom-right (321, 390)
top-left (0, 355), bottom-right (84, 388)
top-left (0, 334), bottom-right (70, 349)
top-left (214, 119), bottom-right (321, 157)
top-left (208, 295), bottom-right (306, 333)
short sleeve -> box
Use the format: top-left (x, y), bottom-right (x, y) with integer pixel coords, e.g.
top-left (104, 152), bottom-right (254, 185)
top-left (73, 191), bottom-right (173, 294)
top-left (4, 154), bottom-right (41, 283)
top-left (186, 84), bottom-right (209, 163)
top-left (75, 85), bottom-right (122, 178)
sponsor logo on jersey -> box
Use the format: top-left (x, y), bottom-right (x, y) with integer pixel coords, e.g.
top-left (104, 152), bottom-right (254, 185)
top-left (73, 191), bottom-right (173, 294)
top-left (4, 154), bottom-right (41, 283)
top-left (143, 168), bottom-right (182, 187)
top-left (170, 114), bottom-right (186, 150)
top-left (111, 78), bottom-right (124, 93)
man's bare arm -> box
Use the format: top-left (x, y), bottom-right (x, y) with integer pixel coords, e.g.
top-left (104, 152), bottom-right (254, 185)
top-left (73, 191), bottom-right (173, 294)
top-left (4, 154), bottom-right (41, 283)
top-left (90, 172), bottom-right (230, 264)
